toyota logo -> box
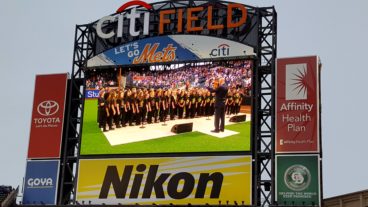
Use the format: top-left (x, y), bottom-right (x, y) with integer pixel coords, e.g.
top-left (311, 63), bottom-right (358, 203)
top-left (37, 100), bottom-right (59, 116)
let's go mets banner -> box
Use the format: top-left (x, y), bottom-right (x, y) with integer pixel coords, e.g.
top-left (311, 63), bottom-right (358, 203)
top-left (276, 56), bottom-right (320, 153)
top-left (86, 35), bottom-right (255, 67)
top-left (76, 156), bottom-right (252, 205)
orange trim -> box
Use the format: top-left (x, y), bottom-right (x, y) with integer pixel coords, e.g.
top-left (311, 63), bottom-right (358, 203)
top-left (187, 7), bottom-right (204, 32)
top-left (227, 3), bottom-right (247, 28)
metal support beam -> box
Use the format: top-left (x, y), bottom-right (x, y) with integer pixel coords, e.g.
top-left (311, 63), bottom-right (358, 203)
top-left (58, 24), bottom-right (94, 205)
top-left (253, 6), bottom-right (277, 207)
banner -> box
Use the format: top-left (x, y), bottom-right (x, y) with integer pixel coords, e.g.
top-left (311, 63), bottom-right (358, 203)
top-left (87, 35), bottom-right (255, 67)
top-left (27, 73), bottom-right (68, 159)
top-left (85, 89), bottom-right (100, 99)
top-left (276, 155), bottom-right (320, 206)
top-left (76, 155), bottom-right (252, 205)
top-left (23, 160), bottom-right (60, 205)
top-left (276, 56), bottom-right (320, 153)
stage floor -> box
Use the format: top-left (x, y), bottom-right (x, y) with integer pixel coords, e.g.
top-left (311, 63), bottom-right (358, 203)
top-left (102, 113), bottom-right (250, 146)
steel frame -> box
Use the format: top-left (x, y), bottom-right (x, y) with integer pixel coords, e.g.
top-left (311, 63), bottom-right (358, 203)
top-left (252, 7), bottom-right (277, 207)
top-left (58, 24), bottom-right (94, 205)
top-left (59, 1), bottom-right (277, 206)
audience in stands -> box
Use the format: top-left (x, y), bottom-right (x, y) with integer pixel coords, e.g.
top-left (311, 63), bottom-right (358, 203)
top-left (86, 60), bottom-right (252, 97)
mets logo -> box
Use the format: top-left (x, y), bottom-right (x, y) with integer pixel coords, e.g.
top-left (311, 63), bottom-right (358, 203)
top-left (283, 164), bottom-right (311, 191)
top-left (37, 100), bottom-right (59, 116)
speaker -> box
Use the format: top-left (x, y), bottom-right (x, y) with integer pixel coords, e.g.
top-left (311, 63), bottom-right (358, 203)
top-left (171, 122), bottom-right (193, 134)
top-left (229, 115), bottom-right (247, 122)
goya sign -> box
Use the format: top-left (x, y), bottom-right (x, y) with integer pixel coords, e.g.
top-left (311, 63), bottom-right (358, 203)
top-left (76, 156), bottom-right (252, 205)
top-left (23, 160), bottom-right (60, 205)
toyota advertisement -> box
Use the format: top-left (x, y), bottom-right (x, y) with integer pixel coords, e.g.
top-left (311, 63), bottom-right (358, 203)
top-left (23, 160), bottom-right (60, 205)
top-left (87, 35), bottom-right (255, 67)
top-left (27, 73), bottom-right (68, 159)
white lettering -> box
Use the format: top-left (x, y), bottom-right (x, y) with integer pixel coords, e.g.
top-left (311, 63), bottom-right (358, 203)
top-left (27, 178), bottom-right (53, 187)
top-left (96, 16), bottom-right (116, 39)
top-left (127, 8), bottom-right (141, 36)
top-left (96, 9), bottom-right (150, 39)
top-left (280, 102), bottom-right (313, 112)
top-left (117, 14), bottom-right (124, 38)
top-left (33, 118), bottom-right (61, 124)
top-left (143, 12), bottom-right (150, 35)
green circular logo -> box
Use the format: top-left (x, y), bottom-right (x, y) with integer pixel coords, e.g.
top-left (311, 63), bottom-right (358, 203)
top-left (284, 164), bottom-right (311, 191)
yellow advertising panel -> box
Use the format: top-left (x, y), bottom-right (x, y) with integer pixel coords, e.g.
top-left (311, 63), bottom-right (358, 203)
top-left (77, 155), bottom-right (252, 205)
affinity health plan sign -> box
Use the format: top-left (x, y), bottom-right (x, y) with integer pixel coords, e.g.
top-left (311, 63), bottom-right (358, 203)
top-left (276, 56), bottom-right (320, 153)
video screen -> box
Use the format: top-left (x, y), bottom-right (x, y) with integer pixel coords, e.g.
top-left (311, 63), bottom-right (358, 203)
top-left (81, 60), bottom-right (252, 155)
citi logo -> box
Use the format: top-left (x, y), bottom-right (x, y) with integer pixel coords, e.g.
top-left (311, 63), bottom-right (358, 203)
top-left (37, 100), bottom-right (59, 116)
top-left (27, 178), bottom-right (53, 188)
top-left (210, 44), bottom-right (230, 57)
top-left (96, 1), bottom-right (152, 39)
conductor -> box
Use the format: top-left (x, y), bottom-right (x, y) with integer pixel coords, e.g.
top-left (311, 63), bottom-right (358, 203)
top-left (208, 78), bottom-right (228, 133)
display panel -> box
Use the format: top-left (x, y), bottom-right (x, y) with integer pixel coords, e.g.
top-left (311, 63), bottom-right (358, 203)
top-left (275, 155), bottom-right (321, 206)
top-left (87, 35), bottom-right (255, 67)
top-left (76, 155), bottom-right (252, 205)
top-left (81, 59), bottom-right (252, 155)
top-left (23, 160), bottom-right (60, 205)
top-left (276, 56), bottom-right (320, 153)
top-left (27, 73), bottom-right (68, 159)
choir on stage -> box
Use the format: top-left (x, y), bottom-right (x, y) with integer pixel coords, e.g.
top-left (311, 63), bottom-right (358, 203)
top-left (97, 87), bottom-right (244, 132)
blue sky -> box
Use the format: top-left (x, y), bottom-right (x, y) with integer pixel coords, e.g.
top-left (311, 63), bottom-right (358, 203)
top-left (0, 0), bottom-right (368, 199)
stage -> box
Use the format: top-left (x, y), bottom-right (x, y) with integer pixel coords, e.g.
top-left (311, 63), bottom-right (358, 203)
top-left (102, 113), bottom-right (251, 146)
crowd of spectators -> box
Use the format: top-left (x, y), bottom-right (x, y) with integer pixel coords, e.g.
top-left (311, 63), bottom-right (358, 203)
top-left (86, 72), bottom-right (116, 90)
top-left (86, 60), bottom-right (252, 96)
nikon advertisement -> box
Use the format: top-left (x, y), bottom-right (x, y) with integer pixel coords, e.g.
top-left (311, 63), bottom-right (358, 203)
top-left (275, 155), bottom-right (320, 206)
top-left (76, 155), bottom-right (252, 205)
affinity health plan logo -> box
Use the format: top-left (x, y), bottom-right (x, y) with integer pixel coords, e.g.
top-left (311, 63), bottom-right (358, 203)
top-left (285, 63), bottom-right (308, 101)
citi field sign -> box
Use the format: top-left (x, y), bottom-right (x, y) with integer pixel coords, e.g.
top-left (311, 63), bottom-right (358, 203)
top-left (96, 0), bottom-right (248, 39)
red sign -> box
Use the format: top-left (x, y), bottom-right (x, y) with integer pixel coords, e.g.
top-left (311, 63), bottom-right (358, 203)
top-left (276, 56), bottom-right (320, 153)
top-left (27, 74), bottom-right (68, 159)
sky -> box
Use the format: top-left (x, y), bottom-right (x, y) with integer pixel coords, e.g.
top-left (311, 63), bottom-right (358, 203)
top-left (1, 0), bottom-right (368, 200)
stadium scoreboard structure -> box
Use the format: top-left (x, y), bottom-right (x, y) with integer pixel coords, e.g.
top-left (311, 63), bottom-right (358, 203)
top-left (22, 0), bottom-right (323, 206)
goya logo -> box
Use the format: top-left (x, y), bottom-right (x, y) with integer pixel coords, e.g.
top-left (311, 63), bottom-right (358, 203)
top-left (96, 1), bottom-right (152, 39)
top-left (210, 44), bottom-right (230, 57)
top-left (27, 177), bottom-right (54, 188)
top-left (37, 100), bottom-right (59, 116)
top-left (99, 164), bottom-right (223, 199)
top-left (133, 43), bottom-right (177, 64)
top-left (284, 164), bottom-right (311, 191)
